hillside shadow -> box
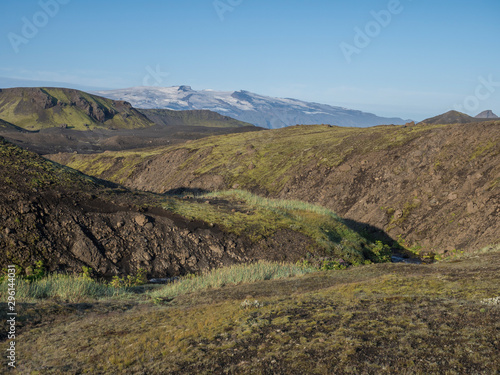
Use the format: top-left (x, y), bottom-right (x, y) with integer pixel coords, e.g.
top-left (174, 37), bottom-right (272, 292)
top-left (340, 218), bottom-right (419, 261)
top-left (341, 218), bottom-right (397, 246)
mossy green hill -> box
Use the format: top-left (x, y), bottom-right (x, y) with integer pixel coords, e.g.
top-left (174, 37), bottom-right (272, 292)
top-left (49, 123), bottom-right (449, 191)
top-left (0, 87), bottom-right (154, 130)
top-left (0, 87), bottom-right (256, 132)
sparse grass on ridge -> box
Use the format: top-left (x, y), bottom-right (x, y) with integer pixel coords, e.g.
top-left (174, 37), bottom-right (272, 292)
top-left (438, 242), bottom-right (500, 262)
top-left (55, 123), bottom-right (447, 192)
top-left (201, 189), bottom-right (342, 218)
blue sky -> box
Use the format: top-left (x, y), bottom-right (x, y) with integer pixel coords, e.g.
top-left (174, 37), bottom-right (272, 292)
top-left (1, 0), bottom-right (499, 120)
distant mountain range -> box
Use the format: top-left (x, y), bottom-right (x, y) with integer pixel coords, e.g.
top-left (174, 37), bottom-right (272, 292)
top-left (95, 86), bottom-right (410, 129)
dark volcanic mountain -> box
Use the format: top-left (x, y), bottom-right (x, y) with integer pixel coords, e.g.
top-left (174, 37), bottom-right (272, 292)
top-left (418, 110), bottom-right (484, 125)
top-left (419, 110), bottom-right (500, 125)
top-left (0, 137), bottom-right (286, 277)
top-left (138, 108), bottom-right (254, 128)
top-left (475, 110), bottom-right (499, 119)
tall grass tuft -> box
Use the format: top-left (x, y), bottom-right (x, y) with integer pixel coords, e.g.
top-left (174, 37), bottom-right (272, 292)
top-left (0, 274), bottom-right (126, 302)
top-left (149, 261), bottom-right (316, 299)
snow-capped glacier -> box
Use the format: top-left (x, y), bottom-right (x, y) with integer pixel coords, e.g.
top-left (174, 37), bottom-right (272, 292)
top-left (94, 86), bottom-right (408, 129)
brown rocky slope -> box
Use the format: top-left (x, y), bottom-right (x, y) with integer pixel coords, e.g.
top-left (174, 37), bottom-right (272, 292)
top-left (49, 121), bottom-right (500, 256)
top-left (1, 137), bottom-right (384, 278)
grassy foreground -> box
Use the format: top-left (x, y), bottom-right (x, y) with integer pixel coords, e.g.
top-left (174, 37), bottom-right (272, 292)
top-left (1, 247), bottom-right (499, 374)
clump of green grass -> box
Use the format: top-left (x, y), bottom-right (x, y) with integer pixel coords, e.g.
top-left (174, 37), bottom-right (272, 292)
top-left (0, 262), bottom-right (316, 303)
top-left (0, 274), bottom-right (127, 302)
top-left (149, 261), bottom-right (316, 300)
top-left (161, 189), bottom-right (390, 265)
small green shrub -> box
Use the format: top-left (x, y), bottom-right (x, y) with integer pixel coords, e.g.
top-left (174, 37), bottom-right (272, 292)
top-left (295, 259), bottom-right (313, 269)
top-left (3, 261), bottom-right (47, 283)
top-left (81, 266), bottom-right (94, 281)
top-left (320, 259), bottom-right (349, 271)
top-left (110, 268), bottom-right (148, 288)
top-left (365, 241), bottom-right (392, 263)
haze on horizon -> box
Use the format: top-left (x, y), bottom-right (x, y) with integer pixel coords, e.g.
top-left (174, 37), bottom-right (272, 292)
top-left (1, 0), bottom-right (499, 122)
